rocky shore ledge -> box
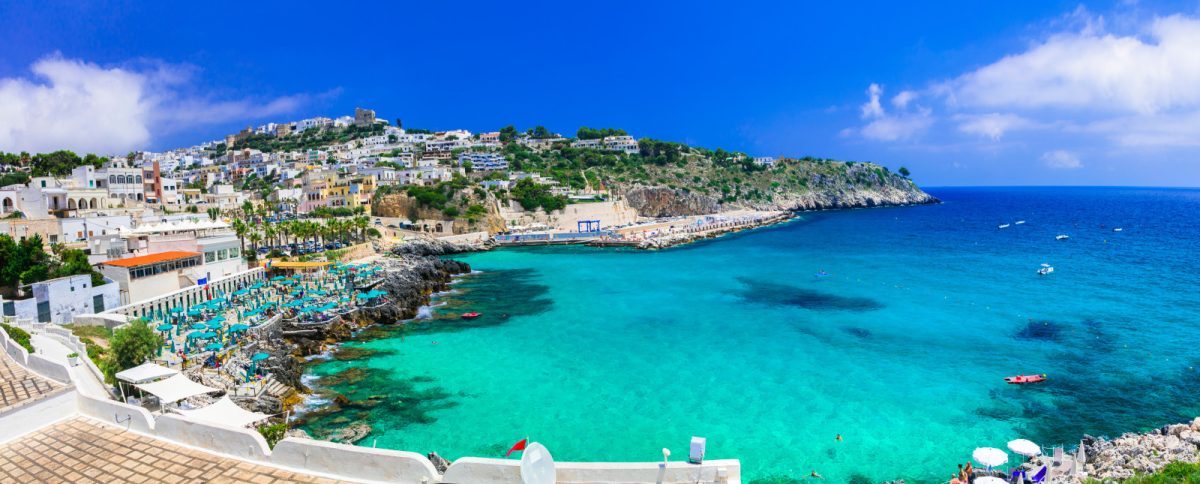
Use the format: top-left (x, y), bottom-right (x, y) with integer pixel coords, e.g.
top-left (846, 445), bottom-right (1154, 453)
top-left (1074, 417), bottom-right (1200, 481)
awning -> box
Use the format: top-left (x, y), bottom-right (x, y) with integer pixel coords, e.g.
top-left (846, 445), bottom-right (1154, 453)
top-left (135, 374), bottom-right (219, 404)
top-left (174, 396), bottom-right (271, 428)
top-left (115, 362), bottom-right (178, 384)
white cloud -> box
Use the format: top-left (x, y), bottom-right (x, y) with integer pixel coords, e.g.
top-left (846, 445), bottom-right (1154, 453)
top-left (891, 90), bottom-right (918, 109)
top-left (860, 83), bottom-right (885, 119)
top-left (1041, 149), bottom-right (1083, 168)
top-left (861, 110), bottom-right (933, 141)
top-left (0, 55), bottom-right (317, 154)
top-left (955, 113), bottom-right (1033, 140)
top-left (952, 14), bottom-right (1200, 115)
top-left (853, 83), bottom-right (933, 141)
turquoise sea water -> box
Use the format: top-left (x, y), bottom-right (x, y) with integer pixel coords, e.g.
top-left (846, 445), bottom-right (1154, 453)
top-left (302, 187), bottom-right (1200, 483)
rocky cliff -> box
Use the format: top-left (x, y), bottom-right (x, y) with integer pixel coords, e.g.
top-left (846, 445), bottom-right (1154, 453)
top-left (622, 160), bottom-right (937, 217)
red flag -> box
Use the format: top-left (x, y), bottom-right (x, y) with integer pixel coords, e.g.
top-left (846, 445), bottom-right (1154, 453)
top-left (505, 438), bottom-right (527, 457)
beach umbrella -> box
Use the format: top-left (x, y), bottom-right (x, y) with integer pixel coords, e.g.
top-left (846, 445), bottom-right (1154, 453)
top-left (157, 323), bottom-right (174, 332)
top-left (205, 321), bottom-right (223, 330)
top-left (187, 331), bottom-right (205, 340)
top-left (169, 307), bottom-right (183, 314)
top-left (252, 352), bottom-right (269, 361)
top-left (187, 309), bottom-right (201, 317)
top-left (229, 324), bottom-right (249, 333)
top-left (1007, 439), bottom-right (1041, 457)
top-left (204, 342), bottom-right (223, 351)
top-left (200, 331), bottom-right (217, 339)
top-left (190, 323), bottom-right (206, 330)
top-left (973, 447), bottom-right (1008, 469)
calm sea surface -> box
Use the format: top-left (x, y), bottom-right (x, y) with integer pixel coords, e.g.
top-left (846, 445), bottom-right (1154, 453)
top-left (301, 187), bottom-right (1200, 483)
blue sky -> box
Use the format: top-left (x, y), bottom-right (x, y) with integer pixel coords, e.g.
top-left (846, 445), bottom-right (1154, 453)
top-left (1, 0), bottom-right (1199, 186)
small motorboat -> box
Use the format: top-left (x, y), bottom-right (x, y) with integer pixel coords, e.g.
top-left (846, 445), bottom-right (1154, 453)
top-left (1037, 264), bottom-right (1054, 275)
top-left (1056, 235), bottom-right (1069, 241)
top-left (1112, 227), bottom-right (1123, 232)
top-left (1005, 374), bottom-right (1047, 385)
top-left (461, 312), bottom-right (481, 320)
top-left (1015, 220), bottom-right (1026, 225)
top-left (998, 224), bottom-right (1011, 229)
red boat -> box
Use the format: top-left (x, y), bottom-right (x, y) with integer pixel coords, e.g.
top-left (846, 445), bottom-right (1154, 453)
top-left (1005, 374), bottom-right (1047, 384)
top-left (461, 312), bottom-right (481, 320)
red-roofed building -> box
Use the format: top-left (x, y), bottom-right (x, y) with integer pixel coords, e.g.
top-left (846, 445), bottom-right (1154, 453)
top-left (100, 251), bottom-right (204, 305)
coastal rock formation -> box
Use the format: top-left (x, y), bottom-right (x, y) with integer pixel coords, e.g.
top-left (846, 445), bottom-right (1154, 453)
top-left (373, 241), bottom-right (472, 321)
top-left (621, 162), bottom-right (938, 217)
top-left (1077, 417), bottom-right (1200, 481)
top-left (625, 187), bottom-right (721, 217)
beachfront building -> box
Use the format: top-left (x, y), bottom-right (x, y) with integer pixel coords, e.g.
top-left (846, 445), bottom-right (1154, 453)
top-left (518, 136), bottom-right (566, 151)
top-left (753, 156), bottom-right (776, 167)
top-left (100, 251), bottom-right (205, 305)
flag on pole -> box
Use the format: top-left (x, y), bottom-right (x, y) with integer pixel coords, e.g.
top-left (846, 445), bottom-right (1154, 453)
top-left (505, 438), bottom-right (527, 457)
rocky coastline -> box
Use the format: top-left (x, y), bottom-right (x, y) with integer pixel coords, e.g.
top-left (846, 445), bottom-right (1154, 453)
top-left (270, 237), bottom-right (475, 412)
top-left (624, 179), bottom-right (939, 218)
top-left (1072, 417), bottom-right (1200, 481)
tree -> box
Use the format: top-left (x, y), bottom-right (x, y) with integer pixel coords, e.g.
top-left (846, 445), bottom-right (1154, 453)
top-left (101, 320), bottom-right (163, 384)
top-left (898, 166), bottom-right (911, 178)
top-left (498, 125), bottom-right (519, 143)
top-left (395, 118), bottom-right (403, 129)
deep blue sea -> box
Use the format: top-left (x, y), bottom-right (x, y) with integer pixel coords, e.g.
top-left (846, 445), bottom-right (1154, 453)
top-left (302, 187), bottom-right (1200, 483)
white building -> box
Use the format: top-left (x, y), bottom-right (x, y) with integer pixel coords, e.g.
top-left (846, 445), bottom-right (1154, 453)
top-left (1, 274), bottom-right (121, 323)
top-left (458, 152), bottom-right (508, 171)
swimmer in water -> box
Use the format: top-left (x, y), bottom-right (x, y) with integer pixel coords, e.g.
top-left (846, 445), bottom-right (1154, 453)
top-left (835, 434), bottom-right (842, 442)
top-left (432, 341), bottom-right (439, 345)
top-left (810, 471), bottom-right (824, 479)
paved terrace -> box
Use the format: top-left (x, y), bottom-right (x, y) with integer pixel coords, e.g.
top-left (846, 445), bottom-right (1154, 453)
top-left (0, 348), bottom-right (63, 413)
top-left (0, 417), bottom-right (346, 483)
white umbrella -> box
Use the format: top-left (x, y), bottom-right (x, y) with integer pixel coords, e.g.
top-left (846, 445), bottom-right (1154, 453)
top-left (973, 447), bottom-right (1009, 468)
top-left (1008, 439), bottom-right (1042, 457)
top-left (975, 477), bottom-right (1007, 484)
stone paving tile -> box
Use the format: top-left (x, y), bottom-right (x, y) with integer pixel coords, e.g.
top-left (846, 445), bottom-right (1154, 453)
top-left (0, 347), bottom-right (61, 411)
top-left (0, 417), bottom-right (347, 483)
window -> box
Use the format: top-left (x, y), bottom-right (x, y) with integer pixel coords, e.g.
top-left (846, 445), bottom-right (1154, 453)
top-left (230, 247), bottom-right (239, 258)
top-left (218, 249), bottom-right (228, 260)
top-left (205, 251), bottom-right (216, 263)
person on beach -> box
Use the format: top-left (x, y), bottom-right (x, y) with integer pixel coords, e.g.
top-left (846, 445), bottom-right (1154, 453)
top-left (950, 475), bottom-right (963, 484)
top-left (958, 464), bottom-right (966, 482)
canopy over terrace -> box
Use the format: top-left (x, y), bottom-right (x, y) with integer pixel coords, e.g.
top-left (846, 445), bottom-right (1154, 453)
top-left (174, 396), bottom-right (271, 428)
top-left (134, 373), bottom-right (219, 407)
top-left (268, 260), bottom-right (332, 274)
top-left (115, 362), bottom-right (178, 384)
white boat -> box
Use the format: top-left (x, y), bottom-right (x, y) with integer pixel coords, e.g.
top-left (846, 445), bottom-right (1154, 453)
top-left (1056, 235), bottom-right (1069, 240)
top-left (1015, 220), bottom-right (1026, 225)
top-left (1112, 227), bottom-right (1123, 232)
top-left (998, 224), bottom-right (1011, 229)
top-left (1038, 263), bottom-right (1054, 275)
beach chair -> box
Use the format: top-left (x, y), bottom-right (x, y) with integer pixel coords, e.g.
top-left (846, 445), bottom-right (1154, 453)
top-left (1052, 446), bottom-right (1064, 467)
top-left (1029, 466), bottom-right (1047, 483)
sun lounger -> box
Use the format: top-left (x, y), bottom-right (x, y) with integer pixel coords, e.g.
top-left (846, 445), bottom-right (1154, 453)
top-left (1029, 466), bottom-right (1047, 483)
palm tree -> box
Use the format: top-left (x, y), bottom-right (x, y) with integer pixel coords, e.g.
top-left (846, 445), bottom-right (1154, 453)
top-left (231, 219), bottom-right (248, 256)
top-left (352, 215), bottom-right (369, 243)
top-left (248, 231), bottom-right (262, 254)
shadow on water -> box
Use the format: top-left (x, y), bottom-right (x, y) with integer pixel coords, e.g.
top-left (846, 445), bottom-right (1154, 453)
top-left (987, 317), bottom-right (1200, 446)
top-left (842, 327), bottom-right (872, 339)
top-left (735, 277), bottom-right (884, 312)
top-left (299, 366), bottom-right (458, 441)
top-left (1013, 319), bottom-right (1064, 342)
